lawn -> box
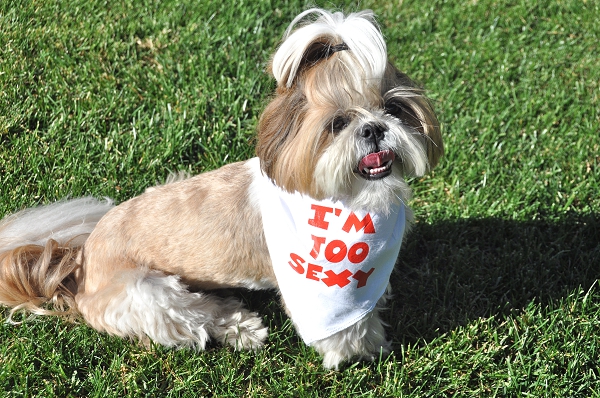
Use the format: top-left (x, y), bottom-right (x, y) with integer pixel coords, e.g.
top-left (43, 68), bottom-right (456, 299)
top-left (1, 0), bottom-right (599, 396)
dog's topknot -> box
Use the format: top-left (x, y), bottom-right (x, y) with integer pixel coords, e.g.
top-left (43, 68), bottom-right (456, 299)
top-left (271, 9), bottom-right (388, 88)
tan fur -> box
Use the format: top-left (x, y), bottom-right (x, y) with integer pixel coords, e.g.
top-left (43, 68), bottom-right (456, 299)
top-left (0, 162), bottom-right (274, 330)
top-left (79, 161), bottom-right (275, 295)
top-left (0, 241), bottom-right (79, 321)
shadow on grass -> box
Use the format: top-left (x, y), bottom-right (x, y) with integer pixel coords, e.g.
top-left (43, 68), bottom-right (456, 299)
top-left (239, 214), bottom-right (600, 349)
top-left (388, 213), bottom-right (600, 345)
top-left (2, 214), bottom-right (598, 391)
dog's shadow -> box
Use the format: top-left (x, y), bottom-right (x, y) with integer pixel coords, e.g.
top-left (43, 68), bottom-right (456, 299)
top-left (388, 214), bottom-right (600, 345)
top-left (239, 213), bottom-right (600, 348)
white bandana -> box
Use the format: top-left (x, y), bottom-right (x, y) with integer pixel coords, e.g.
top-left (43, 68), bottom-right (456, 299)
top-left (249, 158), bottom-right (406, 345)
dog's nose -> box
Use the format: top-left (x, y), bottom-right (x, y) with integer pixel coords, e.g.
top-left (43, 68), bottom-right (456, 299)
top-left (359, 123), bottom-right (386, 144)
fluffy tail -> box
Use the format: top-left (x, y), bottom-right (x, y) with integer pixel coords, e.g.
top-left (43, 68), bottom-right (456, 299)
top-left (0, 197), bottom-right (114, 322)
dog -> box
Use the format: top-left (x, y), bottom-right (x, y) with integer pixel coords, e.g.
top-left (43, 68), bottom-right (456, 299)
top-left (0, 8), bottom-right (442, 369)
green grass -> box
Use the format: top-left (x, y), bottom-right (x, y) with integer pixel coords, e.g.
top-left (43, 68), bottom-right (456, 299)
top-left (1, 0), bottom-right (599, 396)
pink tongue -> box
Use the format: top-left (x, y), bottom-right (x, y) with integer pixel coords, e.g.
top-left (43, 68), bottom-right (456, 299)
top-left (359, 150), bottom-right (395, 169)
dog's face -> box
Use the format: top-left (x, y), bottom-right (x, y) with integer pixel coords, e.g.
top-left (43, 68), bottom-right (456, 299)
top-left (256, 9), bottom-right (443, 213)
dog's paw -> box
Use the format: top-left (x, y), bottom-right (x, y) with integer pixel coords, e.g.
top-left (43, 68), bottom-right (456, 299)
top-left (215, 312), bottom-right (268, 351)
top-left (210, 304), bottom-right (268, 351)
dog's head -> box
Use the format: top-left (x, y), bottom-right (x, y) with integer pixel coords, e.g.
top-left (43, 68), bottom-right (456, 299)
top-left (256, 9), bottom-right (443, 213)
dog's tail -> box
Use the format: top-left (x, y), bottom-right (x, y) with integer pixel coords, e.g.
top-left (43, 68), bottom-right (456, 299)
top-left (0, 197), bottom-right (114, 322)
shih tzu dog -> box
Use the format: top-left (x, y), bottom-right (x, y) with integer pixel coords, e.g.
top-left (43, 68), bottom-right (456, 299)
top-left (0, 9), bottom-right (442, 369)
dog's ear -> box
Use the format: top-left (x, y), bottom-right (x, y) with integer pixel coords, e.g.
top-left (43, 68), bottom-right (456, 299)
top-left (384, 66), bottom-right (443, 172)
top-left (398, 93), bottom-right (443, 171)
top-left (255, 87), bottom-right (311, 191)
top-left (412, 97), bottom-right (443, 170)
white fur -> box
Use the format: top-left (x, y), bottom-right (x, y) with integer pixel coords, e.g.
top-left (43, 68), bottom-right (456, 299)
top-left (311, 289), bottom-right (392, 370)
top-left (272, 9), bottom-right (387, 88)
top-left (313, 112), bottom-right (427, 213)
top-left (0, 197), bottom-right (114, 251)
top-left (80, 270), bottom-right (268, 350)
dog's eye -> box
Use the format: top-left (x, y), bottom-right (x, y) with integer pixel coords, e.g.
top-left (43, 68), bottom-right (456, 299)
top-left (385, 101), bottom-right (404, 118)
top-left (331, 116), bottom-right (350, 134)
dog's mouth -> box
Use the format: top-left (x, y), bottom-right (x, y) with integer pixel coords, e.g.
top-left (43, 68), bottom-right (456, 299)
top-left (356, 150), bottom-right (395, 180)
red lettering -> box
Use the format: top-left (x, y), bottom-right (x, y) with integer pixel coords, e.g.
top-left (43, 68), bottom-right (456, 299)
top-left (322, 269), bottom-right (353, 288)
top-left (306, 263), bottom-right (322, 281)
top-left (342, 212), bottom-right (376, 234)
top-left (310, 235), bottom-right (326, 259)
top-left (324, 240), bottom-right (347, 263)
top-left (352, 268), bottom-right (375, 288)
top-left (308, 205), bottom-right (333, 230)
top-left (347, 242), bottom-right (370, 263)
top-left (288, 253), bottom-right (305, 274)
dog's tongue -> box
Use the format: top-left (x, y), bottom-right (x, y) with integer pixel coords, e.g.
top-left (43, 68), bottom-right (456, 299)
top-left (359, 150), bottom-right (395, 170)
